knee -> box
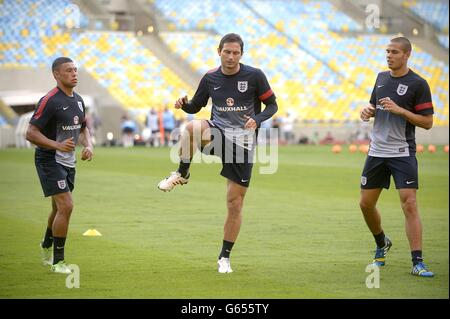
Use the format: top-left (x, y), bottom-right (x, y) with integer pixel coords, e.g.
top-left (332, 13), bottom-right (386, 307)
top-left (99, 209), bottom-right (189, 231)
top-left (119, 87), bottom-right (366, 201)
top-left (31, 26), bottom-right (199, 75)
top-left (185, 121), bottom-right (199, 135)
top-left (58, 199), bottom-right (74, 216)
top-left (181, 121), bottom-right (192, 139)
top-left (227, 196), bottom-right (243, 215)
top-left (359, 199), bottom-right (375, 212)
top-left (401, 196), bottom-right (417, 213)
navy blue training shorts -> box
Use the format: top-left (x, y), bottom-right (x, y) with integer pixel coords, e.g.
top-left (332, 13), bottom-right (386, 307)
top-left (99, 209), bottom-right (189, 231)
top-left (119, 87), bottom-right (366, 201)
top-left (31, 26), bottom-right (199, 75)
top-left (361, 155), bottom-right (418, 189)
top-left (201, 121), bottom-right (253, 188)
top-left (35, 151), bottom-right (75, 197)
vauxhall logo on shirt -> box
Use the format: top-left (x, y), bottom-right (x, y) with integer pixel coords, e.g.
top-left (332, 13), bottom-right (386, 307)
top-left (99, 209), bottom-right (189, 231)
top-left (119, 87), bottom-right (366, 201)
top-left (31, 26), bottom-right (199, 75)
top-left (217, 97), bottom-right (248, 112)
top-left (62, 115), bottom-right (82, 131)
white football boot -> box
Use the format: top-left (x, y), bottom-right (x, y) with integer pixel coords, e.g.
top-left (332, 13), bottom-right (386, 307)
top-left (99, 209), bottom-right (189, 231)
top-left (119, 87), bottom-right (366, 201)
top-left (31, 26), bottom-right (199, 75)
top-left (40, 242), bottom-right (53, 266)
top-left (50, 261), bottom-right (72, 274)
top-left (217, 257), bottom-right (233, 273)
top-left (157, 171), bottom-right (189, 192)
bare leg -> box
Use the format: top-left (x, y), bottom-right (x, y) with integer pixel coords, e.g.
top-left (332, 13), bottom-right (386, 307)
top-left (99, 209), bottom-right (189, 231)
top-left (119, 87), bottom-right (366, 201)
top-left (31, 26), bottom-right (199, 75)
top-left (178, 119), bottom-right (211, 161)
top-left (50, 192), bottom-right (73, 264)
top-left (399, 189), bottom-right (422, 251)
top-left (47, 197), bottom-right (57, 229)
top-left (223, 180), bottom-right (247, 242)
top-left (52, 192), bottom-right (73, 238)
top-left (217, 180), bottom-right (247, 273)
top-left (158, 120), bottom-right (212, 191)
top-left (41, 198), bottom-right (58, 249)
top-left (359, 188), bottom-right (384, 235)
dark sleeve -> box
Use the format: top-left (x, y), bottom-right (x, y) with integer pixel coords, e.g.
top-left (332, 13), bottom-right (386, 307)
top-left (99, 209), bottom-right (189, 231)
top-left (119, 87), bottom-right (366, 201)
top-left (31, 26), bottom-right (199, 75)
top-left (369, 75), bottom-right (378, 106)
top-left (253, 97), bottom-right (278, 126)
top-left (182, 75), bottom-right (210, 114)
top-left (255, 68), bottom-right (275, 102)
top-left (413, 80), bottom-right (434, 115)
top-left (252, 69), bottom-right (277, 126)
top-left (29, 96), bottom-right (57, 129)
top-left (80, 96), bottom-right (87, 129)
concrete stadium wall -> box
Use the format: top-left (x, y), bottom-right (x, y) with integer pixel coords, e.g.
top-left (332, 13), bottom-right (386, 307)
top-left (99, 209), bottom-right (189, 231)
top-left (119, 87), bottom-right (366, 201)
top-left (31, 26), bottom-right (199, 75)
top-left (0, 67), bottom-right (120, 107)
top-left (0, 126), bottom-right (15, 148)
top-left (0, 67), bottom-right (124, 145)
top-left (293, 123), bottom-right (449, 145)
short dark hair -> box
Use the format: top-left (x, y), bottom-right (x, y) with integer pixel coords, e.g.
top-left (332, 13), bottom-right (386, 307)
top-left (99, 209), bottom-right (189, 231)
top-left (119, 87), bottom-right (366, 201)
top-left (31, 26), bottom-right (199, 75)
top-left (52, 57), bottom-right (73, 71)
top-left (218, 33), bottom-right (244, 53)
top-left (390, 37), bottom-right (412, 53)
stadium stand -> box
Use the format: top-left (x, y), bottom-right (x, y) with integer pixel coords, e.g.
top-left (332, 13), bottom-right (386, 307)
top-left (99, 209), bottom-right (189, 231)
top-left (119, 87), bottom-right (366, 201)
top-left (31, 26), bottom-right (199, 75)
top-left (155, 0), bottom-right (448, 125)
top-left (0, 0), bottom-right (192, 123)
top-left (438, 34), bottom-right (449, 49)
top-left (245, 0), bottom-right (448, 126)
top-left (403, 0), bottom-right (449, 32)
top-left (0, 0), bottom-right (448, 126)
top-left (155, 0), bottom-right (370, 123)
top-left (0, 0), bottom-right (88, 67)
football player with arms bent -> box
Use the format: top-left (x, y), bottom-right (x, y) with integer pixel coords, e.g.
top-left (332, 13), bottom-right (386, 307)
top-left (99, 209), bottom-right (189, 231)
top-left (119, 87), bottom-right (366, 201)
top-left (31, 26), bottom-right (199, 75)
top-left (359, 37), bottom-right (434, 277)
top-left (26, 57), bottom-right (94, 274)
top-left (157, 33), bottom-right (278, 273)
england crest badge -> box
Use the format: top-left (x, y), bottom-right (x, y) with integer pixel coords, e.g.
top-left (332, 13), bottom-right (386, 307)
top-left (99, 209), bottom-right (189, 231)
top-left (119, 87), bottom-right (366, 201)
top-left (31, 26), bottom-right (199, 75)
top-left (361, 176), bottom-right (367, 186)
top-left (57, 180), bottom-right (67, 189)
top-left (237, 81), bottom-right (248, 93)
top-left (396, 84), bottom-right (408, 96)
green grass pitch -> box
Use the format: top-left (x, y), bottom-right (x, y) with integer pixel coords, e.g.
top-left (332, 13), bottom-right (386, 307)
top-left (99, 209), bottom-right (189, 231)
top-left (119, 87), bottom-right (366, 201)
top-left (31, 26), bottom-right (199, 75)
top-left (0, 145), bottom-right (448, 298)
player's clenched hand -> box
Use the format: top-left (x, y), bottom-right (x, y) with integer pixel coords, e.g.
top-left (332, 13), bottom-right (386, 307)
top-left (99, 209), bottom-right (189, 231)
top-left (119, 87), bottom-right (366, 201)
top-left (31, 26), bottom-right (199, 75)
top-left (81, 146), bottom-right (94, 161)
top-left (360, 105), bottom-right (375, 121)
top-left (57, 137), bottom-right (75, 152)
top-left (379, 97), bottom-right (404, 115)
top-left (175, 96), bottom-right (188, 109)
top-left (244, 115), bottom-right (257, 130)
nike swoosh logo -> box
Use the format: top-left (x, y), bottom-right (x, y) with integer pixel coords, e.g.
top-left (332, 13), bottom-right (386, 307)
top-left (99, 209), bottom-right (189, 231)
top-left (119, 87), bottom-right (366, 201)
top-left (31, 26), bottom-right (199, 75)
top-left (214, 87), bottom-right (221, 90)
top-left (406, 181), bottom-right (415, 184)
top-left (63, 106), bottom-right (69, 110)
top-left (377, 85), bottom-right (384, 88)
top-left (241, 179), bottom-right (249, 183)
top-left (56, 246), bottom-right (64, 249)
